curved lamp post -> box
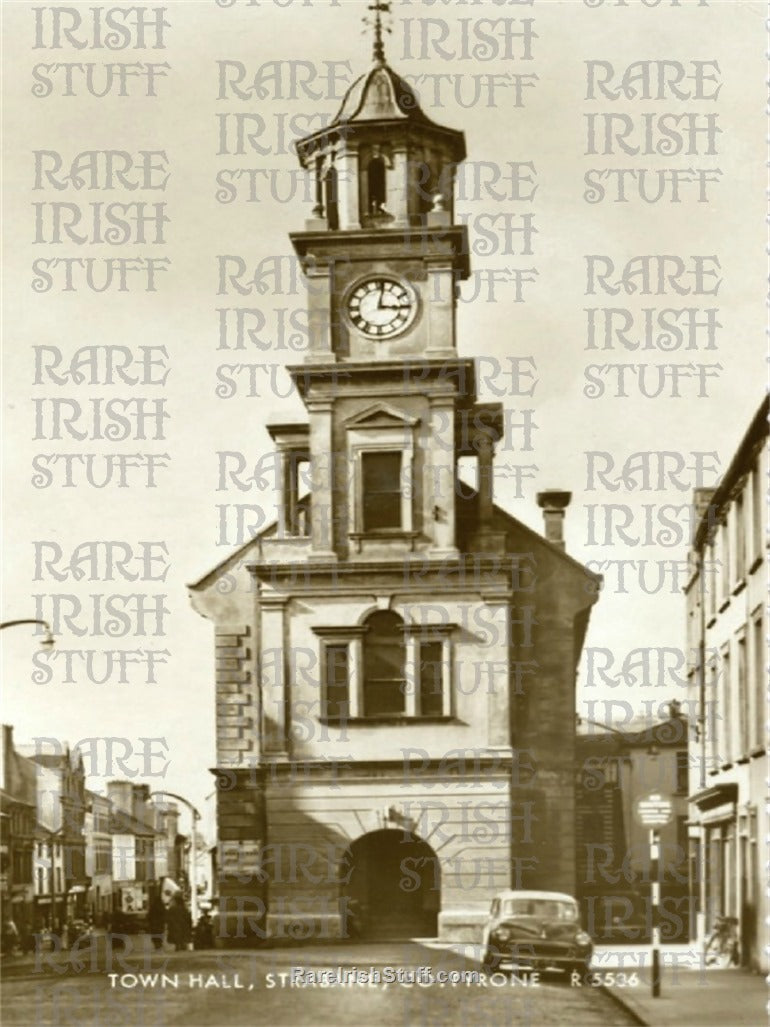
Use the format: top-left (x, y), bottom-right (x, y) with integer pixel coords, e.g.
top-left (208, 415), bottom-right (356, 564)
top-left (0, 619), bottom-right (55, 648)
top-left (149, 790), bottom-right (202, 926)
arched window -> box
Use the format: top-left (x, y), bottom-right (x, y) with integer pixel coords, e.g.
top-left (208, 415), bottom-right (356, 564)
top-left (313, 156), bottom-right (325, 219)
top-left (415, 161), bottom-right (434, 218)
top-left (367, 156), bottom-right (386, 213)
top-left (363, 611), bottom-right (405, 716)
top-left (324, 167), bottom-right (339, 230)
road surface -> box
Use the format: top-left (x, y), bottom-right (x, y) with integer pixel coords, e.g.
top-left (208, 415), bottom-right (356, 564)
top-left (1, 940), bottom-right (638, 1027)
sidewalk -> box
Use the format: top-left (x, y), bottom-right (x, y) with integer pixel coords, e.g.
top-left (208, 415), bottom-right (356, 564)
top-left (0, 930), bottom-right (159, 979)
top-left (604, 966), bottom-right (768, 1027)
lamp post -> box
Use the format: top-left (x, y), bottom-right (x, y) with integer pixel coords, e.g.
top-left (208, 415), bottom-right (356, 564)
top-left (575, 714), bottom-right (629, 738)
top-left (149, 791), bottom-right (202, 927)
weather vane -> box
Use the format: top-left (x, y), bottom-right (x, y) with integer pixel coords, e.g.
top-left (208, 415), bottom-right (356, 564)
top-left (364, 0), bottom-right (391, 64)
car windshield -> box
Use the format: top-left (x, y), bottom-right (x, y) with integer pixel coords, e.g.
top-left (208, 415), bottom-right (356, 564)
top-left (501, 899), bottom-right (578, 920)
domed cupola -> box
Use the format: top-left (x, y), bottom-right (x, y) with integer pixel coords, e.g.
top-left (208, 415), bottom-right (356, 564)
top-left (294, 10), bottom-right (465, 231)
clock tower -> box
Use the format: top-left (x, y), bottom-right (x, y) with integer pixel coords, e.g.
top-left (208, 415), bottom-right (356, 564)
top-left (291, 29), bottom-right (468, 365)
top-left (280, 14), bottom-right (505, 565)
top-left (190, 8), bottom-right (600, 946)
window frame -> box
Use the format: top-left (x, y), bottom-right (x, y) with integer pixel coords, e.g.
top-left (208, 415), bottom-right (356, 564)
top-left (751, 606), bottom-right (764, 753)
top-left (345, 405), bottom-right (419, 544)
top-left (417, 639), bottom-right (445, 717)
top-left (312, 616), bottom-right (456, 722)
top-left (718, 518), bottom-right (730, 609)
top-left (322, 641), bottom-right (351, 721)
top-left (719, 642), bottom-right (732, 766)
top-left (312, 626), bottom-right (365, 721)
top-left (404, 624), bottom-right (454, 719)
top-left (735, 629), bottom-right (748, 759)
top-left (732, 488), bottom-right (746, 588)
top-left (362, 610), bottom-right (408, 718)
top-left (751, 456), bottom-right (763, 568)
top-left (361, 449), bottom-right (403, 532)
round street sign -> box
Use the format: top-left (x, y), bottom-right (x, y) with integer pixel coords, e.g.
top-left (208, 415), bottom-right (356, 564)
top-left (634, 792), bottom-right (674, 828)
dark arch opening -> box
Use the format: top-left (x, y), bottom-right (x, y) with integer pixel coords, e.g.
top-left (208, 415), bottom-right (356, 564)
top-left (416, 161), bottom-right (434, 218)
top-left (324, 167), bottom-right (339, 230)
top-left (340, 829), bottom-right (441, 940)
top-left (367, 156), bottom-right (386, 213)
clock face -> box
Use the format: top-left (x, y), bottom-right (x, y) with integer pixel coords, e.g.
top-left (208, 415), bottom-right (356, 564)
top-left (346, 277), bottom-right (417, 339)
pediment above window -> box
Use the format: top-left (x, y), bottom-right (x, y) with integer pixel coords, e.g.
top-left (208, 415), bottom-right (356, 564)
top-left (344, 402), bottom-right (419, 432)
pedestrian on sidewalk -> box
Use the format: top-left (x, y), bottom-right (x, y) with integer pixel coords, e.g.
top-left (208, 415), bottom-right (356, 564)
top-left (147, 888), bottom-right (166, 951)
top-left (1, 918), bottom-right (19, 956)
top-left (166, 893), bottom-right (191, 952)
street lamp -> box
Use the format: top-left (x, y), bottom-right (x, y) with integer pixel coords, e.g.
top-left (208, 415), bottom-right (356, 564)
top-left (0, 619), bottom-right (55, 648)
top-left (149, 791), bottom-right (202, 927)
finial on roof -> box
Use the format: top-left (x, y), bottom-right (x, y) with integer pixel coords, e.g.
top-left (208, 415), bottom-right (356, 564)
top-left (365, 0), bottom-right (391, 64)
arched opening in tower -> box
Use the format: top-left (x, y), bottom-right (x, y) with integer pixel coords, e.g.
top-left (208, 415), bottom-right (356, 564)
top-left (367, 156), bottom-right (386, 214)
top-left (324, 167), bottom-right (339, 230)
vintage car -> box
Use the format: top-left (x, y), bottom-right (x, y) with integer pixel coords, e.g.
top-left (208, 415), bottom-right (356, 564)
top-left (481, 890), bottom-right (593, 975)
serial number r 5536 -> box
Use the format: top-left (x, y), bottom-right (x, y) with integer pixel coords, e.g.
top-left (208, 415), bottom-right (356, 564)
top-left (571, 971), bottom-right (640, 988)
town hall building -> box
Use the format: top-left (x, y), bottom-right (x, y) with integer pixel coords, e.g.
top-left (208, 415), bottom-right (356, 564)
top-left (189, 25), bottom-right (600, 944)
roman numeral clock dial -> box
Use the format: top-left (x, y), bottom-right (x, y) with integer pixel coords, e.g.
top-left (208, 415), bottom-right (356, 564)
top-left (345, 277), bottom-right (417, 339)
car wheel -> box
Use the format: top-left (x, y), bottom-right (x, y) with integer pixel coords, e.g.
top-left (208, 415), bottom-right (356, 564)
top-left (482, 948), bottom-right (502, 973)
top-left (567, 963), bottom-right (587, 981)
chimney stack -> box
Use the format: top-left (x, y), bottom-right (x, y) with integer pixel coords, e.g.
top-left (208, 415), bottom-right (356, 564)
top-left (107, 780), bottom-right (133, 817)
top-left (536, 490), bottom-right (572, 550)
top-left (132, 783), bottom-right (151, 826)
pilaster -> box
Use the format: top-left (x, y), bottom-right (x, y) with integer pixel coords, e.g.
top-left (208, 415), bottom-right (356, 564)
top-left (428, 397), bottom-right (458, 557)
top-left (260, 596), bottom-right (291, 758)
top-left (307, 401), bottom-right (337, 560)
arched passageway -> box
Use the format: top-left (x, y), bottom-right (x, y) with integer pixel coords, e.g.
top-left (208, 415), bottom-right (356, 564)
top-left (339, 829), bottom-right (440, 940)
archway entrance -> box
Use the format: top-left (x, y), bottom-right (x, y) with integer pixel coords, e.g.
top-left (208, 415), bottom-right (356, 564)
top-left (340, 829), bottom-right (440, 940)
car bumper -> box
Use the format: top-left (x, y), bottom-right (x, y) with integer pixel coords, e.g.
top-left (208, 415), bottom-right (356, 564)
top-left (487, 944), bottom-right (592, 970)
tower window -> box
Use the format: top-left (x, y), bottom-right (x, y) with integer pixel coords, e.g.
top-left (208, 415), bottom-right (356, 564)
top-left (325, 167), bottom-right (339, 230)
top-left (362, 451), bottom-right (402, 531)
top-left (323, 645), bottom-right (349, 720)
top-left (415, 161), bottom-right (434, 217)
top-left (363, 611), bottom-right (405, 716)
top-left (418, 641), bottom-right (444, 716)
top-left (367, 156), bottom-right (386, 213)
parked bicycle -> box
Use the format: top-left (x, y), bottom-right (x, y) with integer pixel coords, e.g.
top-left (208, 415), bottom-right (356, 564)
top-left (704, 915), bottom-right (739, 967)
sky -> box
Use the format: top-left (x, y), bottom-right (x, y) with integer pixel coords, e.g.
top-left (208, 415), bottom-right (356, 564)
top-left (2, 0), bottom-right (765, 840)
